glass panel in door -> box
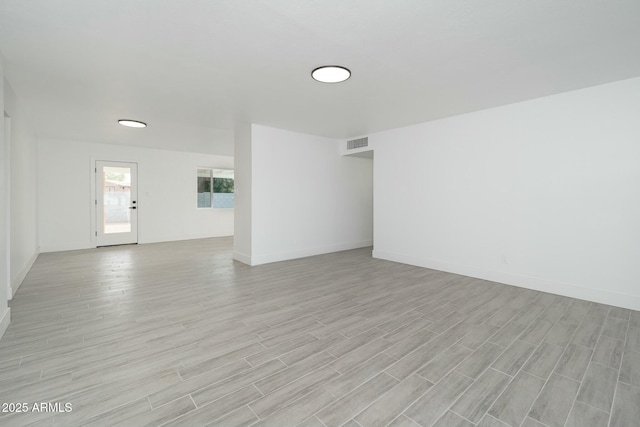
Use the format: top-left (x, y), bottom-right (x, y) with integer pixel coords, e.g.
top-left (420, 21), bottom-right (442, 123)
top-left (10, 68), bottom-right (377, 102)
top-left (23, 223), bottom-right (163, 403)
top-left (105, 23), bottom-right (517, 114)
top-left (103, 166), bottom-right (132, 234)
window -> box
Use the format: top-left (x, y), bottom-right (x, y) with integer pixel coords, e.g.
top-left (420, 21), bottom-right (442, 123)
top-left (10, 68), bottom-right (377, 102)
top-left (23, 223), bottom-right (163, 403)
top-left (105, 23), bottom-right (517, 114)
top-left (197, 168), bottom-right (234, 208)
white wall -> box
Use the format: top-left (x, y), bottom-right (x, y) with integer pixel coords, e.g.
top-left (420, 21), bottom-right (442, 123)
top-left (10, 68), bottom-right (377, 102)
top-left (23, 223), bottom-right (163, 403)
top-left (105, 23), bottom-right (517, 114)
top-left (5, 81), bottom-right (39, 298)
top-left (372, 76), bottom-right (640, 310)
top-left (247, 124), bottom-right (373, 265)
top-left (38, 138), bottom-right (234, 252)
top-left (0, 57), bottom-right (9, 339)
top-left (232, 123), bottom-right (252, 264)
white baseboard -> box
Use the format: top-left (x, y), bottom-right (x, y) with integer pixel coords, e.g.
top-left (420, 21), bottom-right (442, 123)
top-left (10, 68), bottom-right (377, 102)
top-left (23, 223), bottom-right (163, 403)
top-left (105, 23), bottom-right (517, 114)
top-left (0, 308), bottom-right (10, 341)
top-left (142, 232), bottom-right (234, 245)
top-left (372, 250), bottom-right (640, 311)
top-left (232, 251), bottom-right (252, 265)
top-left (42, 234), bottom-right (234, 253)
top-left (251, 240), bottom-right (373, 266)
top-left (40, 242), bottom-right (94, 253)
top-left (9, 247), bottom-right (40, 300)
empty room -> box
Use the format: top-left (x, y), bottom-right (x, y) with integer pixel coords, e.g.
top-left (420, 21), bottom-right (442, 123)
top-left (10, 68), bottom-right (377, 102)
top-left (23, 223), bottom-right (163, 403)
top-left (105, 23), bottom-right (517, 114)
top-left (1, 1), bottom-right (639, 426)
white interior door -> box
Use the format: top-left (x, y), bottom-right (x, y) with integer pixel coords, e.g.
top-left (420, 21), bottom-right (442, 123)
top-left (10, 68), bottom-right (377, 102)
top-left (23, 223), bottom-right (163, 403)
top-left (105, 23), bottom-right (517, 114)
top-left (96, 161), bottom-right (138, 246)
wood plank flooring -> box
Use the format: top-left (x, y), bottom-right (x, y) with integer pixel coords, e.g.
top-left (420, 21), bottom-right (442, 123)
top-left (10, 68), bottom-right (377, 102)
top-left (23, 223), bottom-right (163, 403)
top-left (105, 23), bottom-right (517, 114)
top-left (0, 237), bottom-right (639, 426)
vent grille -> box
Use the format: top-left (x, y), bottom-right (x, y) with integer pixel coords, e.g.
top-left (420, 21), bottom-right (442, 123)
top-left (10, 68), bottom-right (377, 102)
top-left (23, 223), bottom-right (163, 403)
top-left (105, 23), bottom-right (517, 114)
top-left (347, 137), bottom-right (368, 150)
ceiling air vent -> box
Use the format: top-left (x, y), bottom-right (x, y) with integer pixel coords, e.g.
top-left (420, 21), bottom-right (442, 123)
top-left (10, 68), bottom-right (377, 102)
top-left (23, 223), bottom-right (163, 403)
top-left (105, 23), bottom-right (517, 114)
top-left (347, 137), bottom-right (368, 150)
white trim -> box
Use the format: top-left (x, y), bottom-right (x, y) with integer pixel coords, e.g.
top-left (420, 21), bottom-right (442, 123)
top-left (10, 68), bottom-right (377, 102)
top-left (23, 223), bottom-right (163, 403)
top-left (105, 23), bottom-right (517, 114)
top-left (372, 250), bottom-right (640, 311)
top-left (40, 242), bottom-right (95, 253)
top-left (41, 233), bottom-right (236, 253)
top-left (9, 247), bottom-right (39, 299)
top-left (42, 235), bottom-right (235, 253)
top-left (232, 251), bottom-right (252, 265)
top-left (251, 240), bottom-right (373, 266)
top-left (0, 308), bottom-right (10, 341)
top-left (143, 232), bottom-right (234, 245)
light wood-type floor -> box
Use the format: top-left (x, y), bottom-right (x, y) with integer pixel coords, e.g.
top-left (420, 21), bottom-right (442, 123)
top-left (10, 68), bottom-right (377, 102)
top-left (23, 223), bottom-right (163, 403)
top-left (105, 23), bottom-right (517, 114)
top-left (1, 237), bottom-right (639, 427)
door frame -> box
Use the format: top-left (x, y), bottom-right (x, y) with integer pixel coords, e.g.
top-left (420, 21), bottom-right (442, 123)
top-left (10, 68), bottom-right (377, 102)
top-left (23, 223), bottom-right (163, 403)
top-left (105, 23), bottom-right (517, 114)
top-left (91, 158), bottom-right (141, 247)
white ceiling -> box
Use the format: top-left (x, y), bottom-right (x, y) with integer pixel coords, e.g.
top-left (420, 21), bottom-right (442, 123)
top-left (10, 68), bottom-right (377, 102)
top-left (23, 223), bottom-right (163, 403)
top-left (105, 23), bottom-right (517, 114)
top-left (1, 0), bottom-right (639, 156)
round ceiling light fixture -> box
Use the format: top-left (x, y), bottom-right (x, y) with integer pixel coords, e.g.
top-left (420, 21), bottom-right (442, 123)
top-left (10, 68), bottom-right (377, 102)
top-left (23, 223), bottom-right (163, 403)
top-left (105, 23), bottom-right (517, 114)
top-left (118, 119), bottom-right (147, 128)
top-left (311, 65), bottom-right (351, 83)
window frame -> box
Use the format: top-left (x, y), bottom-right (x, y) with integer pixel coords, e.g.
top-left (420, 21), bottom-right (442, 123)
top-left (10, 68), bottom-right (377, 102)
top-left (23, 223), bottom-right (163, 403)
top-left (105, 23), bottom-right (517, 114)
top-left (197, 168), bottom-right (234, 209)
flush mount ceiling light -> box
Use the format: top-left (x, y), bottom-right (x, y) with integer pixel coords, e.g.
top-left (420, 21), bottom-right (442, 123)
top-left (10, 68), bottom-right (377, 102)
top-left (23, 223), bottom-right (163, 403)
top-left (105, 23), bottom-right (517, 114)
top-left (118, 119), bottom-right (147, 128)
top-left (311, 65), bottom-right (351, 83)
